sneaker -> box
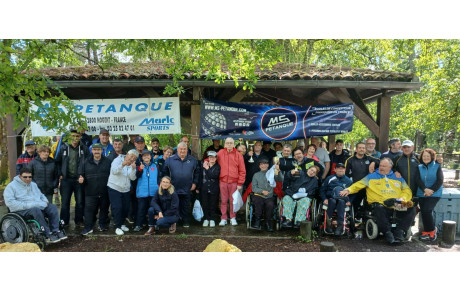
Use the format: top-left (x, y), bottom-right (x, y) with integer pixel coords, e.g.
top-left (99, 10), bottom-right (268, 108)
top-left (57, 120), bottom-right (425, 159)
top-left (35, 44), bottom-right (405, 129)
top-left (429, 227), bottom-right (438, 241)
top-left (115, 228), bottom-right (124, 235)
top-left (334, 224), bottom-right (344, 236)
top-left (282, 220), bottom-right (293, 228)
top-left (169, 223), bottom-right (176, 233)
top-left (393, 228), bottom-right (405, 242)
top-left (98, 225), bottom-right (108, 232)
top-left (419, 232), bottom-right (430, 240)
top-left (46, 233), bottom-right (60, 244)
top-left (354, 218), bottom-right (362, 224)
top-left (219, 219), bottom-right (227, 226)
top-left (325, 227), bottom-right (334, 234)
top-left (230, 218), bottom-right (238, 226)
top-left (81, 229), bottom-right (93, 236)
top-left (133, 226), bottom-right (143, 232)
top-left (209, 220), bottom-right (215, 227)
top-left (183, 223), bottom-right (190, 228)
top-left (121, 225), bottom-right (129, 232)
top-left (202, 220), bottom-right (209, 227)
top-left (144, 226), bottom-right (155, 235)
top-left (56, 231), bottom-right (67, 241)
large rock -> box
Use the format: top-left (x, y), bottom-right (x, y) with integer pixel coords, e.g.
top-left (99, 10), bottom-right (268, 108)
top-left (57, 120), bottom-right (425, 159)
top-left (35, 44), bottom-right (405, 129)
top-left (0, 242), bottom-right (41, 252)
top-left (203, 239), bottom-right (242, 252)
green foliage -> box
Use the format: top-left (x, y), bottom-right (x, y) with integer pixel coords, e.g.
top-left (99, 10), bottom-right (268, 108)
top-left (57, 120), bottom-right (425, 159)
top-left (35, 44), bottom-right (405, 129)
top-left (176, 233), bottom-right (188, 239)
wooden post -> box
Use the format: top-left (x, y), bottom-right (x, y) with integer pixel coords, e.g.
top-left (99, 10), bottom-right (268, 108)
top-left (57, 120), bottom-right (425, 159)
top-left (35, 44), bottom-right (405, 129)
top-left (441, 220), bottom-right (457, 247)
top-left (455, 169), bottom-right (459, 180)
top-left (320, 241), bottom-right (336, 252)
top-left (376, 90), bottom-right (391, 154)
top-left (300, 221), bottom-right (312, 241)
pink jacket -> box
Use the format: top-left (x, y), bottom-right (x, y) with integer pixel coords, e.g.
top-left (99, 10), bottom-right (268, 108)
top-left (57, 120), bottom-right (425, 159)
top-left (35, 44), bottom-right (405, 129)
top-left (217, 148), bottom-right (246, 186)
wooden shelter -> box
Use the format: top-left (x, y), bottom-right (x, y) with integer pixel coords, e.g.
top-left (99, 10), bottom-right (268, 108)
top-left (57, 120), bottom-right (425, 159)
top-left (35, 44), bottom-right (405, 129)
top-left (5, 62), bottom-right (423, 178)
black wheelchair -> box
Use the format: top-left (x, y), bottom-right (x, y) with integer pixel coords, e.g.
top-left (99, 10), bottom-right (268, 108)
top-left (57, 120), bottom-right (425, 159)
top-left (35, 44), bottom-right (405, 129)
top-left (246, 193), bottom-right (280, 230)
top-left (0, 210), bottom-right (66, 250)
top-left (363, 198), bottom-right (416, 241)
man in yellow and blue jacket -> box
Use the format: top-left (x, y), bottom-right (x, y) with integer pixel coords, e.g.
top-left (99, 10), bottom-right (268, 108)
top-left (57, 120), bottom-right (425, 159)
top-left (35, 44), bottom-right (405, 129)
top-left (340, 158), bottom-right (416, 244)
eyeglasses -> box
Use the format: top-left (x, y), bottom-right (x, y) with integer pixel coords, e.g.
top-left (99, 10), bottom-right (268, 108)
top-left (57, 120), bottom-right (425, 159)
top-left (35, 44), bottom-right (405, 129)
top-left (21, 176), bottom-right (32, 179)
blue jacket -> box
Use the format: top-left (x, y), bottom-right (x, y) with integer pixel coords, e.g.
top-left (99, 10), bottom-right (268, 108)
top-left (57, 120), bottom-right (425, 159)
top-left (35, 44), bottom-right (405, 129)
top-left (416, 161), bottom-right (443, 198)
top-left (161, 154), bottom-right (200, 195)
top-left (136, 161), bottom-right (160, 198)
top-left (320, 174), bottom-right (352, 201)
top-left (4, 176), bottom-right (49, 212)
top-left (90, 138), bottom-right (114, 157)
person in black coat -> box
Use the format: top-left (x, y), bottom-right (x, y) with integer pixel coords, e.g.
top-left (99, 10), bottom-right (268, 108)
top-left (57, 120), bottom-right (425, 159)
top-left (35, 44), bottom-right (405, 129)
top-left (78, 143), bottom-right (112, 235)
top-left (27, 145), bottom-right (59, 204)
top-left (197, 151), bottom-right (221, 227)
top-left (145, 176), bottom-right (180, 235)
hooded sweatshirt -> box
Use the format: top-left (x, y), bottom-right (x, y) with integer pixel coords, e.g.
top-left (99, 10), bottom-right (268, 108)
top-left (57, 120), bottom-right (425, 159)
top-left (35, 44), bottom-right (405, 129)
top-left (4, 176), bottom-right (49, 212)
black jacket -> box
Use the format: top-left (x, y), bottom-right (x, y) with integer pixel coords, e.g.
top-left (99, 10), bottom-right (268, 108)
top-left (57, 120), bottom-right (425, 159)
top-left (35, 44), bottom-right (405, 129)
top-left (198, 162), bottom-right (221, 195)
top-left (78, 156), bottom-right (111, 196)
top-left (55, 142), bottom-right (90, 179)
top-left (27, 157), bottom-right (59, 196)
top-left (393, 152), bottom-right (420, 196)
top-left (329, 149), bottom-right (351, 175)
top-left (283, 170), bottom-right (318, 198)
top-left (279, 157), bottom-right (295, 175)
top-left (151, 189), bottom-right (180, 217)
top-left (345, 153), bottom-right (379, 182)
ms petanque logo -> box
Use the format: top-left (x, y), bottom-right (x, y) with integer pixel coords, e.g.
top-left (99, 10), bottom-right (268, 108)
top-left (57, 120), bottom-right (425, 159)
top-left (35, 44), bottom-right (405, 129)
top-left (261, 108), bottom-right (297, 140)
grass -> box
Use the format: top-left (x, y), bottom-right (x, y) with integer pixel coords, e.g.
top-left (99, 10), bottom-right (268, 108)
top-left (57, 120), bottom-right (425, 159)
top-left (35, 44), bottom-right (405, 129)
top-left (177, 233), bottom-right (188, 239)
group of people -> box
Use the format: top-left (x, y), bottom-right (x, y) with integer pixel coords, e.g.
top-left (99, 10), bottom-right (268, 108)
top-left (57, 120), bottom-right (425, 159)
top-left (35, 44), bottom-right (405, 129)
top-left (4, 129), bottom-right (444, 245)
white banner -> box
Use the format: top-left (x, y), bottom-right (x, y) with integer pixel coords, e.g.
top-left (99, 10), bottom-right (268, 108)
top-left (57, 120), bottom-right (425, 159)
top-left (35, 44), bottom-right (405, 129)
top-left (30, 97), bottom-right (181, 137)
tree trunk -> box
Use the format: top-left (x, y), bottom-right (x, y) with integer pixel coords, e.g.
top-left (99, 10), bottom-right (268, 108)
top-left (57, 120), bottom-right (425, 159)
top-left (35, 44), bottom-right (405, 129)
top-left (0, 117), bottom-right (9, 183)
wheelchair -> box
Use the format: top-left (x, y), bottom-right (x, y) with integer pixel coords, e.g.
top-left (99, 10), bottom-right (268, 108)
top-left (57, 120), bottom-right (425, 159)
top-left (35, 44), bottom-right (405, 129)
top-left (245, 193), bottom-right (280, 230)
top-left (363, 200), bottom-right (414, 241)
top-left (315, 186), bottom-right (355, 237)
top-left (277, 194), bottom-right (318, 230)
top-left (0, 210), bottom-right (66, 250)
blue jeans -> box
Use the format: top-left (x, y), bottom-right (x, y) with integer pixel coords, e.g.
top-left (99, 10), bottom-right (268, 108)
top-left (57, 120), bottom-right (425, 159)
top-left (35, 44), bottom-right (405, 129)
top-left (16, 204), bottom-right (60, 236)
top-left (108, 187), bottom-right (131, 228)
top-left (136, 197), bottom-right (152, 227)
top-left (147, 207), bottom-right (179, 227)
top-left (326, 198), bottom-right (348, 224)
top-left (60, 177), bottom-right (84, 225)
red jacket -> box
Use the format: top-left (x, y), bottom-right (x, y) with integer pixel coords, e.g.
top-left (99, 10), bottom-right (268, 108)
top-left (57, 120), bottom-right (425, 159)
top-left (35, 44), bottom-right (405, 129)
top-left (217, 148), bottom-right (246, 186)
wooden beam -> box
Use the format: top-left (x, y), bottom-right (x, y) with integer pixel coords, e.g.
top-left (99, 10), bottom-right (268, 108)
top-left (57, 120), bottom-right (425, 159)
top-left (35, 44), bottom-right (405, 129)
top-left (193, 87), bottom-right (203, 101)
top-left (328, 135), bottom-right (336, 152)
top-left (346, 88), bottom-right (376, 122)
top-left (228, 89), bottom-right (248, 102)
top-left (330, 88), bottom-right (380, 137)
top-left (142, 87), bottom-right (161, 97)
top-left (180, 117), bottom-right (191, 133)
top-left (376, 90), bottom-right (391, 153)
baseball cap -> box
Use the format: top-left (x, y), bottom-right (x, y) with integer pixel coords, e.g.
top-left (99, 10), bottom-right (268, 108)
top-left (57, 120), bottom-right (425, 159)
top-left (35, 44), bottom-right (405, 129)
top-left (259, 157), bottom-right (269, 164)
top-left (134, 136), bottom-right (145, 143)
top-left (336, 163), bottom-right (346, 168)
top-left (207, 151), bottom-right (217, 157)
top-left (92, 143), bottom-right (103, 149)
top-left (25, 140), bottom-right (35, 146)
top-left (99, 128), bottom-right (109, 134)
top-left (141, 149), bottom-right (152, 156)
top-left (402, 140), bottom-right (414, 147)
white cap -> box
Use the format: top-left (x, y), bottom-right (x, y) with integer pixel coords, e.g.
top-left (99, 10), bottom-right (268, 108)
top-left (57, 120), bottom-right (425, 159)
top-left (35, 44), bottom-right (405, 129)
top-left (402, 140), bottom-right (414, 147)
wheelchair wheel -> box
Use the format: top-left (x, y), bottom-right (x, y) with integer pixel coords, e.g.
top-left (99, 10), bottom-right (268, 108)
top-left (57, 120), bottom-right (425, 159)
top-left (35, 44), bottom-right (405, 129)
top-left (311, 199), bottom-right (318, 229)
top-left (0, 213), bottom-right (30, 244)
top-left (405, 228), bottom-right (412, 240)
top-left (349, 206), bottom-right (356, 233)
top-left (365, 219), bottom-right (378, 240)
top-left (27, 220), bottom-right (47, 249)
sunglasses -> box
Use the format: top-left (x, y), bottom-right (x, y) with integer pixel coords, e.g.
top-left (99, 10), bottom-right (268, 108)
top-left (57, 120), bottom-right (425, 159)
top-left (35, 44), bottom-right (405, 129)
top-left (21, 176), bottom-right (32, 179)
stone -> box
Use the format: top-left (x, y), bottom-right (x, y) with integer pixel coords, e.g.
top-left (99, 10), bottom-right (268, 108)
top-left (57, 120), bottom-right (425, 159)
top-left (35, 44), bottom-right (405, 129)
top-left (203, 239), bottom-right (242, 252)
top-left (0, 242), bottom-right (41, 252)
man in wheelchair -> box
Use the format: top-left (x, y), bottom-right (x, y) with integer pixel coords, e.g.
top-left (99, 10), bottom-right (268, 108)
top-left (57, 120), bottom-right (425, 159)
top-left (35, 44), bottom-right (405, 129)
top-left (3, 168), bottom-right (67, 243)
top-left (319, 163), bottom-right (352, 236)
top-left (340, 158), bottom-right (415, 244)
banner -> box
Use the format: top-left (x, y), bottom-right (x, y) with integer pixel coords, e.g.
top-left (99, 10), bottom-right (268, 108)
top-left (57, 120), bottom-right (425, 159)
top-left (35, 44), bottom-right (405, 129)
top-left (31, 97), bottom-right (181, 137)
top-left (200, 99), bottom-right (354, 140)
